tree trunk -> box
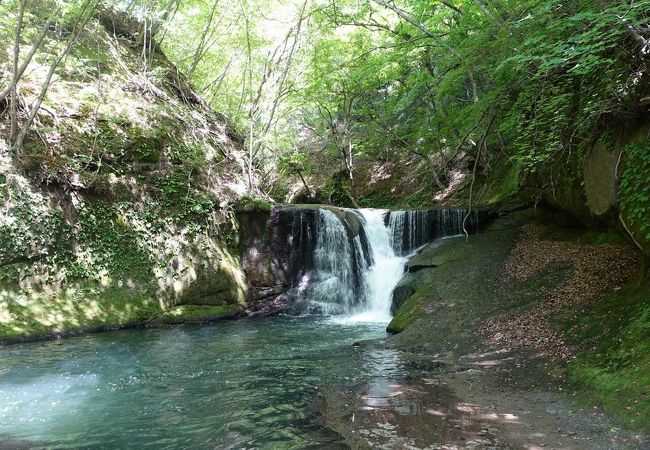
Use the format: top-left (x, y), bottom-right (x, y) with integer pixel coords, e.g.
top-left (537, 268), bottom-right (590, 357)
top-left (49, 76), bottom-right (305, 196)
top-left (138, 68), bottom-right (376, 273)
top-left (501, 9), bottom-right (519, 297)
top-left (10, 0), bottom-right (26, 144)
top-left (0, 19), bottom-right (49, 105)
top-left (14, 0), bottom-right (96, 151)
top-left (187, 0), bottom-right (220, 78)
top-left (474, 0), bottom-right (504, 26)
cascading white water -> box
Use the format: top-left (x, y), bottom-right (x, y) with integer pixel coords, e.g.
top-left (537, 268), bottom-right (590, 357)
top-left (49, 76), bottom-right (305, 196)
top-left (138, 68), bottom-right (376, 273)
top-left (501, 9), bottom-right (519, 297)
top-left (388, 210), bottom-right (406, 255)
top-left (387, 208), bottom-right (478, 256)
top-left (286, 206), bottom-right (480, 321)
top-left (334, 209), bottom-right (408, 324)
top-left (295, 209), bottom-right (368, 315)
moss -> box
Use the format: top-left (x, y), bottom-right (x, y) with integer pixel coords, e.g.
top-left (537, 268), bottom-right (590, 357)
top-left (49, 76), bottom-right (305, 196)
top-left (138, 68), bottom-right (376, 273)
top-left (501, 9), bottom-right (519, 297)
top-left (0, 5), bottom-right (252, 344)
top-left (488, 161), bottom-right (522, 204)
top-left (578, 229), bottom-right (627, 245)
top-left (494, 262), bottom-right (572, 314)
top-left (75, 199), bottom-right (156, 283)
top-left (0, 286), bottom-right (161, 341)
top-left (69, 41), bottom-right (114, 76)
top-left (619, 140), bottom-right (650, 253)
top-left (326, 179), bottom-right (356, 208)
top-left (128, 135), bottom-right (162, 163)
top-left (237, 195), bottom-right (274, 212)
top-left (153, 304), bottom-right (240, 323)
top-left (386, 287), bottom-right (429, 334)
top-left (356, 182), bottom-right (431, 209)
top-left (561, 272), bottom-right (650, 431)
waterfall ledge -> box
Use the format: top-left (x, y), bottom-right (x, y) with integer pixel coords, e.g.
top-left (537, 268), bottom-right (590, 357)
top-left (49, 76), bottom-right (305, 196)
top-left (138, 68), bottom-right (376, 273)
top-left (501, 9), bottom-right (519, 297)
top-left (238, 205), bottom-right (489, 319)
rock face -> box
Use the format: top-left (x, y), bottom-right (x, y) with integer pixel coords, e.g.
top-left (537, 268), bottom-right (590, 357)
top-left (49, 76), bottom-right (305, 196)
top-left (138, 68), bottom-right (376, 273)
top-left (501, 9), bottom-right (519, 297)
top-left (386, 213), bottom-right (526, 335)
top-left (172, 249), bottom-right (247, 307)
top-left (387, 240), bottom-right (447, 322)
top-left (238, 204), bottom-right (373, 312)
top-left (0, 10), bottom-right (253, 342)
top-left (536, 120), bottom-right (650, 256)
top-left (583, 141), bottom-right (620, 217)
top-left (238, 207), bottom-right (287, 305)
top-left (389, 241), bottom-right (447, 315)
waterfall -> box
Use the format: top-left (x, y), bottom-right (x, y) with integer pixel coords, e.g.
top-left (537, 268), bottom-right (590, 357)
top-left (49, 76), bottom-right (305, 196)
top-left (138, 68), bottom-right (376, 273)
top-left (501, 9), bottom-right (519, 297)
top-left (289, 209), bottom-right (370, 315)
top-left (387, 208), bottom-right (479, 256)
top-left (348, 209), bottom-right (409, 322)
top-left (280, 206), bottom-right (481, 321)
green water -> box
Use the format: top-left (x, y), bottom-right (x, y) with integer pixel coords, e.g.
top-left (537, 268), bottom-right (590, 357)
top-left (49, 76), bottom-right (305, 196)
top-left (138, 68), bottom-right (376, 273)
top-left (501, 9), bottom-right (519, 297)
top-left (0, 316), bottom-right (401, 449)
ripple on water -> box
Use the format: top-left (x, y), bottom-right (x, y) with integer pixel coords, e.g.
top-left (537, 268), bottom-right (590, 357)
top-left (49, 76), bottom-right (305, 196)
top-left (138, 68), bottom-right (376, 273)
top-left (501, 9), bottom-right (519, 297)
top-left (0, 316), bottom-right (393, 448)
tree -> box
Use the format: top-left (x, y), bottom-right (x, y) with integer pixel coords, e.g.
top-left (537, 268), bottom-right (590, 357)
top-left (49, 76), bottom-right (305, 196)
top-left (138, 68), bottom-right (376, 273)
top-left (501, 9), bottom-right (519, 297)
top-left (12, 0), bottom-right (98, 151)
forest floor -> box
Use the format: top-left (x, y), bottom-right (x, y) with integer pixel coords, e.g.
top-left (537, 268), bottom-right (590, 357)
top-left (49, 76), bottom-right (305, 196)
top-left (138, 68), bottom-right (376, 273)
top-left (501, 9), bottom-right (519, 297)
top-left (323, 209), bottom-right (649, 449)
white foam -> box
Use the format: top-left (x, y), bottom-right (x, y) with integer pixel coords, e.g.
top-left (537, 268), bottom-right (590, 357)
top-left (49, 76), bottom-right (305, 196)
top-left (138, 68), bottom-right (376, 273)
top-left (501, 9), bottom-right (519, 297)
top-left (338, 209), bottom-right (408, 324)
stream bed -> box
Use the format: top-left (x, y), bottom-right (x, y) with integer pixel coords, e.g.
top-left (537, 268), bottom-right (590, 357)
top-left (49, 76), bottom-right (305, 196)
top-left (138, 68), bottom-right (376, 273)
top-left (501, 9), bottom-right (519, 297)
top-left (0, 316), bottom-right (402, 448)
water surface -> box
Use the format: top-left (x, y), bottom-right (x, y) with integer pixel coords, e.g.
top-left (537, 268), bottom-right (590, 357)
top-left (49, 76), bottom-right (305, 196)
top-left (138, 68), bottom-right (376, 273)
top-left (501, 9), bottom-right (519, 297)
top-left (0, 316), bottom-right (402, 449)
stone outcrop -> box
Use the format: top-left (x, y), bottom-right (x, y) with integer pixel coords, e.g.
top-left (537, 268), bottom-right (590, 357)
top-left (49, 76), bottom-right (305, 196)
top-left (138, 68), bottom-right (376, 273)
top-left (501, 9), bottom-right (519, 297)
top-left (237, 204), bottom-right (372, 312)
top-left (583, 141), bottom-right (620, 217)
top-left (536, 119), bottom-right (650, 256)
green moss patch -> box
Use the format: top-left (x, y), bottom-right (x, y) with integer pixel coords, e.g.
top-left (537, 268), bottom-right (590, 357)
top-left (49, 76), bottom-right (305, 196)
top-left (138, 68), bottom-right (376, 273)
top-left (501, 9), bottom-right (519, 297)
top-left (620, 141), bottom-right (650, 253)
top-left (152, 304), bottom-right (240, 324)
top-left (386, 286), bottom-right (430, 334)
top-left (0, 286), bottom-right (161, 341)
top-left (562, 272), bottom-right (650, 431)
top-left (237, 196), bottom-right (274, 213)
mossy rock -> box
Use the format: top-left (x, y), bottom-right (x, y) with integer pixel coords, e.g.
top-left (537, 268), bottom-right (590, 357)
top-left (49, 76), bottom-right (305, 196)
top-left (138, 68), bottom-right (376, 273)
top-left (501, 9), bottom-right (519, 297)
top-left (237, 196), bottom-right (274, 213)
top-left (173, 248), bottom-right (247, 307)
top-left (562, 267), bottom-right (650, 432)
top-left (150, 304), bottom-right (241, 325)
top-left (126, 136), bottom-right (162, 163)
top-left (0, 286), bottom-right (161, 343)
top-left (387, 286), bottom-right (431, 334)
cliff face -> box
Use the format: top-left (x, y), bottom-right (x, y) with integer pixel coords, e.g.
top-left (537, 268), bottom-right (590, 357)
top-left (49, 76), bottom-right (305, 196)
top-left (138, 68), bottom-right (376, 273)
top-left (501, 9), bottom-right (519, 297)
top-left (0, 9), bottom-right (256, 341)
top-left (526, 119), bottom-right (650, 256)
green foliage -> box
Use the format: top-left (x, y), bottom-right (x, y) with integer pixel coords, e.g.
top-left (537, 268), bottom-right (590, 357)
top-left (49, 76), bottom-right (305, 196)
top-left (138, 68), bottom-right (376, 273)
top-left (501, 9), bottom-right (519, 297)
top-left (74, 200), bottom-right (155, 282)
top-left (620, 142), bottom-right (650, 242)
top-left (237, 195), bottom-right (273, 212)
top-left (0, 286), bottom-right (161, 340)
top-left (0, 179), bottom-right (74, 285)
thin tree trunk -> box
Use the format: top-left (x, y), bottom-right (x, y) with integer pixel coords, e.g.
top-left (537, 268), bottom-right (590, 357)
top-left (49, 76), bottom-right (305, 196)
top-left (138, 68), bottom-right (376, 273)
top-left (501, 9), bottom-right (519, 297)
top-left (463, 114), bottom-right (496, 241)
top-left (201, 56), bottom-right (232, 96)
top-left (474, 0), bottom-right (504, 26)
top-left (370, 0), bottom-right (481, 100)
top-left (14, 0), bottom-right (95, 151)
top-left (440, 1), bottom-right (463, 15)
top-left (187, 0), bottom-right (220, 78)
top-left (10, 0), bottom-right (26, 144)
top-left (370, 114), bottom-right (446, 190)
top-left (294, 167), bottom-right (312, 197)
top-left (371, 0), bottom-right (458, 56)
top-left (259, 1), bottom-right (306, 139)
top-left (152, 0), bottom-right (182, 42)
top-left (141, 17), bottom-right (148, 71)
top-left (244, 12), bottom-right (255, 191)
top-left (0, 19), bottom-right (49, 105)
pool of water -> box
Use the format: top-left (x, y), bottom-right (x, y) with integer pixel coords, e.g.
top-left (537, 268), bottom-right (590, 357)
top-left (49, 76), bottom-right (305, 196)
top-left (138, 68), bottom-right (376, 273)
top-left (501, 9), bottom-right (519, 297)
top-left (0, 316), bottom-right (403, 449)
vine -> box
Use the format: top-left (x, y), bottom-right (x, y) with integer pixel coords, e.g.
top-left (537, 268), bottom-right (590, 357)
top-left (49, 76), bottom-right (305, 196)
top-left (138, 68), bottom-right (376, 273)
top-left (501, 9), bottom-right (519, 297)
top-left (619, 142), bottom-right (650, 242)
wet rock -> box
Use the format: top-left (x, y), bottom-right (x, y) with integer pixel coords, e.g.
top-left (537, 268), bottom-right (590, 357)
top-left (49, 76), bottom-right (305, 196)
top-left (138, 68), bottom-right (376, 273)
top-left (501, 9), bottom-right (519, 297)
top-left (238, 204), bottom-right (372, 309)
